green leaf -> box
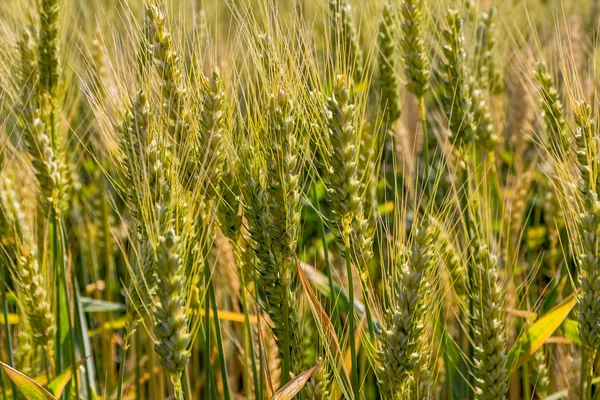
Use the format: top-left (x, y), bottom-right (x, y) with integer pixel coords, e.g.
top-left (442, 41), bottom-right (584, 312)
top-left (562, 319), bottom-right (581, 345)
top-left (540, 276), bottom-right (566, 315)
top-left (80, 297), bottom-right (125, 313)
top-left (442, 329), bottom-right (468, 399)
top-left (55, 268), bottom-right (73, 376)
top-left (508, 293), bottom-right (577, 371)
top-left (75, 286), bottom-right (99, 394)
top-left (0, 362), bottom-right (56, 400)
top-left (47, 367), bottom-right (73, 397)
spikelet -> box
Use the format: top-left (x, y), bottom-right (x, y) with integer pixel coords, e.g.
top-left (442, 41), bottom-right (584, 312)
top-left (471, 11), bottom-right (500, 154)
top-left (476, 9), bottom-right (504, 95)
top-left (411, 358), bottom-right (435, 399)
top-left (324, 75), bottom-right (374, 284)
top-left (304, 361), bottom-right (331, 400)
top-left (38, 0), bottom-right (60, 99)
top-left (15, 328), bottom-right (34, 376)
top-left (217, 160), bottom-right (242, 240)
top-left (116, 91), bottom-right (164, 337)
top-left (572, 101), bottom-right (600, 353)
top-left (400, 0), bottom-right (430, 98)
top-left (329, 0), bottom-right (363, 82)
top-left (377, 3), bottom-right (401, 125)
top-left (357, 121), bottom-right (378, 237)
top-left (535, 62), bottom-right (568, 159)
top-left (324, 75), bottom-right (361, 228)
top-left (91, 24), bottom-right (106, 97)
top-left (198, 69), bottom-right (226, 197)
top-left (18, 28), bottom-right (64, 211)
top-left (440, 10), bottom-right (475, 149)
top-left (116, 90), bottom-right (155, 228)
top-left (241, 88), bottom-right (304, 376)
top-left (323, 75), bottom-right (376, 335)
top-left (531, 347), bottom-right (550, 399)
top-left (470, 242), bottom-right (508, 400)
top-left (145, 4), bottom-right (189, 144)
top-left (430, 216), bottom-right (466, 296)
top-left (506, 62), bottom-right (533, 173)
top-left (153, 230), bottom-right (190, 391)
top-left (507, 172), bottom-right (533, 246)
top-left (572, 101), bottom-right (599, 191)
top-left (124, 240), bottom-right (156, 328)
top-left (471, 84), bottom-right (497, 154)
top-left (377, 226), bottom-right (433, 398)
top-left (0, 179), bottom-right (55, 351)
top-left (19, 28), bottom-right (37, 119)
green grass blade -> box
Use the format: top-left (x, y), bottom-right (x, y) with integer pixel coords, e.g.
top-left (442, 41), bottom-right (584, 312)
top-left (508, 292), bottom-right (577, 371)
top-left (0, 362), bottom-right (56, 400)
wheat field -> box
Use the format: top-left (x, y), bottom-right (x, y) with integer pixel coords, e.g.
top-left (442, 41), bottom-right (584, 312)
top-left (0, 0), bottom-right (598, 398)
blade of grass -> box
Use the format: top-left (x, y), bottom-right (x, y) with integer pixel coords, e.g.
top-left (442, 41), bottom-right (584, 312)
top-left (0, 362), bottom-right (56, 400)
top-left (508, 292), bottom-right (578, 371)
top-left (0, 262), bottom-right (16, 400)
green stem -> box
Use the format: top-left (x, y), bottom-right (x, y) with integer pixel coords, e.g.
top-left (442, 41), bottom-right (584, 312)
top-left (59, 219), bottom-right (79, 398)
top-left (182, 370), bottom-right (191, 400)
top-left (204, 267), bottom-right (212, 399)
top-left (239, 258), bottom-right (260, 400)
top-left (582, 348), bottom-right (589, 400)
top-left (208, 275), bottom-right (232, 400)
top-left (281, 281), bottom-right (291, 385)
top-left (439, 308), bottom-right (454, 400)
top-left (52, 211), bottom-right (63, 377)
top-left (345, 241), bottom-right (359, 398)
top-left (170, 373), bottom-right (183, 400)
top-left (117, 328), bottom-right (133, 400)
top-left (522, 363), bottom-right (531, 400)
top-left (254, 263), bottom-right (265, 400)
top-left (587, 351), bottom-right (596, 400)
top-left (135, 329), bottom-right (141, 400)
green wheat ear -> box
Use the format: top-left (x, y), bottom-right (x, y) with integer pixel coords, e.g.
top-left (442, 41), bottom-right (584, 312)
top-left (145, 3), bottom-right (190, 146)
top-left (153, 231), bottom-right (190, 383)
top-left (324, 74), bottom-right (360, 224)
top-left (329, 0), bottom-right (364, 83)
top-left (0, 179), bottom-right (55, 356)
top-left (18, 28), bottom-right (65, 211)
top-left (440, 9), bottom-right (475, 149)
top-left (476, 8), bottom-right (504, 95)
top-left (534, 61), bottom-right (568, 159)
top-left (377, 226), bottom-right (434, 398)
top-left (471, 83), bottom-right (497, 154)
top-left (573, 101), bottom-right (600, 354)
top-left (400, 0), bottom-right (430, 98)
top-left (377, 3), bottom-right (401, 125)
top-left (470, 242), bottom-right (508, 400)
top-left (240, 86), bottom-right (304, 379)
top-left (198, 69), bottom-right (226, 197)
top-left (38, 0), bottom-right (60, 99)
